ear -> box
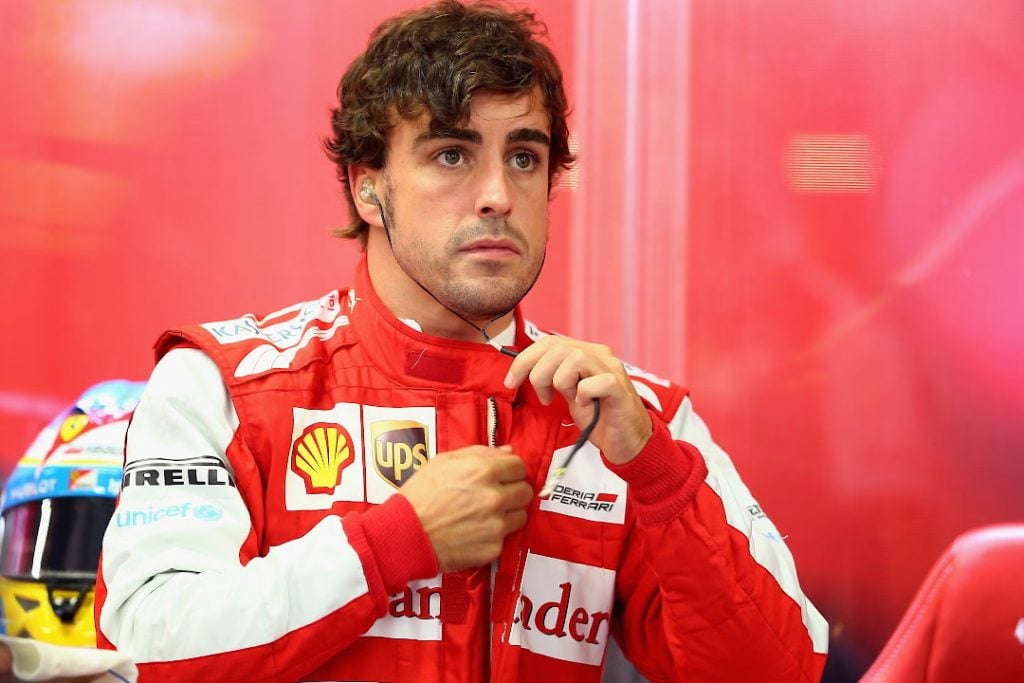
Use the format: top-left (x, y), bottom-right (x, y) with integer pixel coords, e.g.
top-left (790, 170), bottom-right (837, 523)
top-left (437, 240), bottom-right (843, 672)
top-left (348, 165), bottom-right (384, 228)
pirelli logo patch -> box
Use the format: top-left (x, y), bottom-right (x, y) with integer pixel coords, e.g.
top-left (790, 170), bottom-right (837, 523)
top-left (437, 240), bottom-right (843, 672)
top-left (539, 442), bottom-right (627, 524)
top-left (122, 456), bottom-right (236, 488)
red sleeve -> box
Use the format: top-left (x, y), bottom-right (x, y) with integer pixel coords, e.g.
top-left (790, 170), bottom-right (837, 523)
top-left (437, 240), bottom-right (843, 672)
top-left (606, 413), bottom-right (828, 682)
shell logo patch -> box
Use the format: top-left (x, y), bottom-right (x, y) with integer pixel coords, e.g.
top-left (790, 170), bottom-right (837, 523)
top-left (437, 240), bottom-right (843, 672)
top-left (371, 420), bottom-right (429, 489)
top-left (291, 422), bottom-right (354, 494)
top-left (286, 404), bottom-right (365, 510)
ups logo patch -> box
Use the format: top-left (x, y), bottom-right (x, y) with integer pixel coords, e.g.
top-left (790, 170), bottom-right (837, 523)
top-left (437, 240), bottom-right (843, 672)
top-left (371, 420), bottom-right (429, 489)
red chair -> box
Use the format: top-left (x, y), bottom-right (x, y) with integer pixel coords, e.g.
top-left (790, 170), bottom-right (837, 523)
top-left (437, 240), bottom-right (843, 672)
top-left (861, 524), bottom-right (1024, 682)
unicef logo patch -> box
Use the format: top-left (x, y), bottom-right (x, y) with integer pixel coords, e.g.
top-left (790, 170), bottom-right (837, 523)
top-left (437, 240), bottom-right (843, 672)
top-left (193, 504), bottom-right (223, 521)
top-left (115, 501), bottom-right (225, 528)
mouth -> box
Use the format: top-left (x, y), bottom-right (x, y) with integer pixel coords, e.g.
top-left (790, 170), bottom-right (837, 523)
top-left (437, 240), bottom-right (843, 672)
top-left (458, 238), bottom-right (522, 257)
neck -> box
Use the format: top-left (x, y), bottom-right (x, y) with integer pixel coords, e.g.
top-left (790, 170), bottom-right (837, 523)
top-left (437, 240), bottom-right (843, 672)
top-left (365, 236), bottom-right (515, 343)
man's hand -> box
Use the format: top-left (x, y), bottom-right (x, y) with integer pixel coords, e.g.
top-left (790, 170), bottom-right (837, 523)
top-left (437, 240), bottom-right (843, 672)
top-left (504, 336), bottom-right (652, 465)
top-left (400, 446), bottom-right (532, 572)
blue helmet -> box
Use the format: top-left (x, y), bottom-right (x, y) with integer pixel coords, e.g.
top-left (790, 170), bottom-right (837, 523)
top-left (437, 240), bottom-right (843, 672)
top-left (0, 379), bottom-right (145, 644)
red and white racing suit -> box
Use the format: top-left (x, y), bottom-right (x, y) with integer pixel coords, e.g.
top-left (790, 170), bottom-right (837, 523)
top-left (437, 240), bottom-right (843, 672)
top-left (96, 257), bottom-right (828, 682)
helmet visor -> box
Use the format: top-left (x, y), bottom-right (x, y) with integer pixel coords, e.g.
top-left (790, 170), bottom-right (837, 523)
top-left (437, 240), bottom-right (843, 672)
top-left (0, 498), bottom-right (115, 580)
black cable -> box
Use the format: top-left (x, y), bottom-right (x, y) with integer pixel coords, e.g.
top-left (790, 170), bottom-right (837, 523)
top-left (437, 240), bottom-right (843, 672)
top-left (477, 311), bottom-right (600, 497)
top-left (374, 196), bottom-right (600, 495)
top-left (374, 194), bottom-right (531, 345)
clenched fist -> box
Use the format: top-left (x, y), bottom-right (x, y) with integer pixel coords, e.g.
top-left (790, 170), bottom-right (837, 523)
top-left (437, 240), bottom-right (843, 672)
top-left (399, 445), bottom-right (532, 572)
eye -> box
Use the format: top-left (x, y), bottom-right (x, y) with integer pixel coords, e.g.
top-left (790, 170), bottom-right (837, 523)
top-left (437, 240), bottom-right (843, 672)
top-left (511, 151), bottom-right (537, 171)
top-left (436, 148), bottom-right (465, 167)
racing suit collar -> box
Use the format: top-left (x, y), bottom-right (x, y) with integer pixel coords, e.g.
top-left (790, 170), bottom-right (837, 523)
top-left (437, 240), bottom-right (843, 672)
top-left (349, 256), bottom-right (524, 398)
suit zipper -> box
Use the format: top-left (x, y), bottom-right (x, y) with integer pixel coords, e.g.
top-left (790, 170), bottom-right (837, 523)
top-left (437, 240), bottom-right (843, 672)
top-left (487, 396), bottom-right (498, 448)
top-left (487, 395), bottom-right (498, 679)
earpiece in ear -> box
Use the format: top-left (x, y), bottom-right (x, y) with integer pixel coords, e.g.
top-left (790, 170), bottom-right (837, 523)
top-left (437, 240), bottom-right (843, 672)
top-left (360, 178), bottom-right (391, 243)
top-left (359, 180), bottom-right (377, 203)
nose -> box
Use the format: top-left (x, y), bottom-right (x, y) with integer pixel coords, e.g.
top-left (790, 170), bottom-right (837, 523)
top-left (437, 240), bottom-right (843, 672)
top-left (474, 157), bottom-right (512, 218)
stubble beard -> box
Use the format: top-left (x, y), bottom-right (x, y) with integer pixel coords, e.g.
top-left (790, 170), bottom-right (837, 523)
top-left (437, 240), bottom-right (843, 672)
top-left (385, 201), bottom-right (546, 321)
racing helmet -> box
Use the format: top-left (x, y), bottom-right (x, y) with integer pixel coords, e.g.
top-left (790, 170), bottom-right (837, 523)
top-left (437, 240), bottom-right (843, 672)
top-left (0, 379), bottom-right (145, 646)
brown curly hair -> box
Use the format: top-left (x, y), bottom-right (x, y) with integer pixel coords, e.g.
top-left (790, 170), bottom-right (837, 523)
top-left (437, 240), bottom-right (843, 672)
top-left (323, 0), bottom-right (575, 246)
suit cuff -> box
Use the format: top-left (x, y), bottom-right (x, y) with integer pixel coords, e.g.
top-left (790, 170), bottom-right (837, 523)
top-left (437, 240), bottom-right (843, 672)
top-left (603, 410), bottom-right (709, 525)
top-left (346, 495), bottom-right (439, 596)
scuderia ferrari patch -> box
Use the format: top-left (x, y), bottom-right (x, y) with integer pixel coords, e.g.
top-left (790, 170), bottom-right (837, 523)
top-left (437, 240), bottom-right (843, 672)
top-left (539, 442), bottom-right (627, 524)
top-left (285, 404), bottom-right (365, 510)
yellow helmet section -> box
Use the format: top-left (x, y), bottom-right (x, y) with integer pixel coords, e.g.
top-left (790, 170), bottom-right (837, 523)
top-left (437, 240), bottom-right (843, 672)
top-left (0, 576), bottom-right (96, 647)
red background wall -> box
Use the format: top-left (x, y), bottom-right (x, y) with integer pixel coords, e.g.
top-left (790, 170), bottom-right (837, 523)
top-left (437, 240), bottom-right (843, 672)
top-left (1, 1), bottom-right (1022, 680)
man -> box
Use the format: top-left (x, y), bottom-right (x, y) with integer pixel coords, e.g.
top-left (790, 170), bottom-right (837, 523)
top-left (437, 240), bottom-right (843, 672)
top-left (96, 2), bottom-right (828, 681)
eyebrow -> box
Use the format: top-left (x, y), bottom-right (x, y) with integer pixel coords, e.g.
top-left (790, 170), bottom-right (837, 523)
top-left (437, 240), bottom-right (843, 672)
top-left (507, 128), bottom-right (551, 147)
top-left (410, 127), bottom-right (551, 152)
top-left (411, 128), bottom-right (480, 151)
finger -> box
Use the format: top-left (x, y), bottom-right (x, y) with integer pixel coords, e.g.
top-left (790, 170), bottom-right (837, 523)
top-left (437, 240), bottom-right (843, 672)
top-left (574, 373), bottom-right (621, 407)
top-left (527, 344), bottom-right (577, 405)
top-left (444, 445), bottom-right (490, 460)
top-left (551, 348), bottom-right (609, 398)
top-left (504, 335), bottom-right (560, 389)
top-left (500, 480), bottom-right (534, 510)
top-left (503, 508), bottom-right (528, 534)
top-left (490, 454), bottom-right (527, 483)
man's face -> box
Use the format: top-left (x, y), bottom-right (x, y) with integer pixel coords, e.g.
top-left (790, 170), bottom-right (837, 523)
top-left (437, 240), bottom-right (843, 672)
top-left (376, 89), bottom-right (551, 322)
